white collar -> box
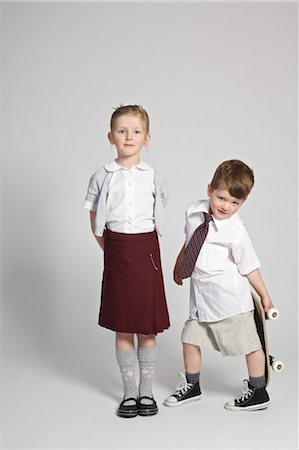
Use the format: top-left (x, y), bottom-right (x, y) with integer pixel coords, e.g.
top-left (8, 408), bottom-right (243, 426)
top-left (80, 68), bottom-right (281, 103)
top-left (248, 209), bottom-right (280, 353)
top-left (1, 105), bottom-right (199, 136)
top-left (191, 199), bottom-right (242, 231)
top-left (104, 160), bottom-right (150, 172)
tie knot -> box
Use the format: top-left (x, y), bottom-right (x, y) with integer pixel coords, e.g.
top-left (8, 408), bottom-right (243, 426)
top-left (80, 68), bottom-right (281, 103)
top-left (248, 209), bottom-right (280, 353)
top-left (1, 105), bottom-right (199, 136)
top-left (203, 212), bottom-right (213, 223)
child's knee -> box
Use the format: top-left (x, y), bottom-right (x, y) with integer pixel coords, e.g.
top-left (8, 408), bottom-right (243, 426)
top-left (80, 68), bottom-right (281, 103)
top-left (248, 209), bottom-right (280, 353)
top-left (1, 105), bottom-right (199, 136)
top-left (183, 342), bottom-right (200, 353)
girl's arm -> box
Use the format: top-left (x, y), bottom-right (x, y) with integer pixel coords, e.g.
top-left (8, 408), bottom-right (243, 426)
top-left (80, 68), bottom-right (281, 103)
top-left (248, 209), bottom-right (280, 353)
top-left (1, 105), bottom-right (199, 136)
top-left (173, 244), bottom-right (185, 285)
top-left (90, 211), bottom-right (105, 250)
top-left (246, 269), bottom-right (273, 311)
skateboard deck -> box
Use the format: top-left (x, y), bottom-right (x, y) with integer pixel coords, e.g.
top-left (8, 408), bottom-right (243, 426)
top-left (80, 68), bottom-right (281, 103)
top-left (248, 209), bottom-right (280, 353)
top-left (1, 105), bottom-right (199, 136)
top-left (252, 293), bottom-right (283, 386)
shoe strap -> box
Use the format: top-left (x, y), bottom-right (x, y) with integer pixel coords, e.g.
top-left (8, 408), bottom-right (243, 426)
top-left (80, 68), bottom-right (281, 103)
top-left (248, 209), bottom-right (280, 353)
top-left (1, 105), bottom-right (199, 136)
top-left (120, 397), bottom-right (138, 406)
top-left (139, 395), bottom-right (156, 404)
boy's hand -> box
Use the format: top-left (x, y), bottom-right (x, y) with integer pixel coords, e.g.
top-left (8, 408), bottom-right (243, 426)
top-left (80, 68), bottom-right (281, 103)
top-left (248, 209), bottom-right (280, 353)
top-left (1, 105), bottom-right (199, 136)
top-left (173, 244), bottom-right (185, 285)
top-left (173, 266), bottom-right (183, 285)
top-left (261, 296), bottom-right (274, 312)
top-left (246, 269), bottom-right (274, 313)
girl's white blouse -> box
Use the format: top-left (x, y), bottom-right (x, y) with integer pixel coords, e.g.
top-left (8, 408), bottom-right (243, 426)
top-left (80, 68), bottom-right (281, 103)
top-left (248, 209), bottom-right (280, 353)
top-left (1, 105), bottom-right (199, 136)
top-left (104, 160), bottom-right (155, 233)
top-left (85, 160), bottom-right (155, 234)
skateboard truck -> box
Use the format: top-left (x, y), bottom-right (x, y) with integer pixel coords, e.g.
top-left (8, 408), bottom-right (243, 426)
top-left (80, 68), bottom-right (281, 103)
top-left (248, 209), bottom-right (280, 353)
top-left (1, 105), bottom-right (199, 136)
top-left (266, 308), bottom-right (279, 320)
top-left (269, 355), bottom-right (284, 372)
top-left (252, 293), bottom-right (284, 385)
top-left (266, 309), bottom-right (284, 373)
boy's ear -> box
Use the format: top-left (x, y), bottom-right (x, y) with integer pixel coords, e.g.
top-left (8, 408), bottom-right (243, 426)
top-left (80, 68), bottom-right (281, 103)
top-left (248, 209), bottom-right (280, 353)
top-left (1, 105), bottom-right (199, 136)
top-left (207, 184), bottom-right (212, 197)
top-left (108, 132), bottom-right (114, 144)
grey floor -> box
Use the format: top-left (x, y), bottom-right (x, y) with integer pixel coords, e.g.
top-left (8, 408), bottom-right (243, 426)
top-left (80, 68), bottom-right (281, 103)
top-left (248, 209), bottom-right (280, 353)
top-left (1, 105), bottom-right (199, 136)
top-left (3, 343), bottom-right (298, 450)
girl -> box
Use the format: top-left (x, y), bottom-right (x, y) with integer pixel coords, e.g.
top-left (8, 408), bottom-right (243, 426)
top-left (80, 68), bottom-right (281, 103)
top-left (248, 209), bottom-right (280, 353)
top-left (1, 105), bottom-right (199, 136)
top-left (84, 105), bottom-right (170, 418)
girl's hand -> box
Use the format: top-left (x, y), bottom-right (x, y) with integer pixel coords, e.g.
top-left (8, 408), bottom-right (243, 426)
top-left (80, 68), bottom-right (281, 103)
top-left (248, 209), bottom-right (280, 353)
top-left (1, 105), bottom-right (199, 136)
top-left (173, 266), bottom-right (183, 285)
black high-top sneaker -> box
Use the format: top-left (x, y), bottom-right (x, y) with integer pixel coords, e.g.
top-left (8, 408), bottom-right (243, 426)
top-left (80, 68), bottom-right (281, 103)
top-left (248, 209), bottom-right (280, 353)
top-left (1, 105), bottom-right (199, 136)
top-left (224, 379), bottom-right (270, 411)
top-left (163, 372), bottom-right (202, 407)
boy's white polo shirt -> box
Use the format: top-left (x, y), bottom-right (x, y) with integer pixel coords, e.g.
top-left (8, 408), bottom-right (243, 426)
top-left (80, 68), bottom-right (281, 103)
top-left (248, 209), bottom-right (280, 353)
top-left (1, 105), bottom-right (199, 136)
top-left (104, 160), bottom-right (155, 234)
top-left (185, 199), bottom-right (261, 322)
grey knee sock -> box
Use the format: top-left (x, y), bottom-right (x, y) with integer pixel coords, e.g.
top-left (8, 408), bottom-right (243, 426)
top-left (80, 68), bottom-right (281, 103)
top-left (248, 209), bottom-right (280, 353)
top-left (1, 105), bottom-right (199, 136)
top-left (249, 375), bottom-right (266, 388)
top-left (137, 346), bottom-right (157, 403)
top-left (116, 348), bottom-right (138, 404)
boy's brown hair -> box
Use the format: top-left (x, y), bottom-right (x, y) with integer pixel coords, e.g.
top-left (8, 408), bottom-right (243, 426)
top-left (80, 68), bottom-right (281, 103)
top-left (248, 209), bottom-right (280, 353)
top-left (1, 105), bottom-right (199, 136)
top-left (110, 105), bottom-right (150, 134)
top-left (210, 160), bottom-right (254, 199)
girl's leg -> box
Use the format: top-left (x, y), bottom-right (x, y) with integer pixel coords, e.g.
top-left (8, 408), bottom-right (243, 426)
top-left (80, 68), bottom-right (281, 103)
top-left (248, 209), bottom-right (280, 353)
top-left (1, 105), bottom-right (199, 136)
top-left (116, 331), bottom-right (135, 350)
top-left (246, 348), bottom-right (266, 387)
top-left (115, 332), bottom-right (138, 403)
top-left (137, 334), bottom-right (157, 403)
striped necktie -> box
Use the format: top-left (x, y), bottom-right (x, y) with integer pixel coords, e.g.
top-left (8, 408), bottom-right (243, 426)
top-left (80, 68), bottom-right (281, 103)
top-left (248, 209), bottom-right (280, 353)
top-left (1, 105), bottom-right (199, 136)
top-left (180, 212), bottom-right (213, 279)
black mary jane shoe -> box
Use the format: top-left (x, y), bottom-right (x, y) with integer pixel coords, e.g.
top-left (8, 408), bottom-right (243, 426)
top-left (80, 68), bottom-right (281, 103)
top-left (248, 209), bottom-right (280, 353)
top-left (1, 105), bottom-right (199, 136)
top-left (117, 398), bottom-right (139, 418)
top-left (138, 396), bottom-right (159, 416)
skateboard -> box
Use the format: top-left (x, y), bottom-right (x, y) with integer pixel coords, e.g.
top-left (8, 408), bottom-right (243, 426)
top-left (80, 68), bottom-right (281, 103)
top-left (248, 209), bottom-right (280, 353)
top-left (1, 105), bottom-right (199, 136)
top-left (252, 293), bottom-right (284, 386)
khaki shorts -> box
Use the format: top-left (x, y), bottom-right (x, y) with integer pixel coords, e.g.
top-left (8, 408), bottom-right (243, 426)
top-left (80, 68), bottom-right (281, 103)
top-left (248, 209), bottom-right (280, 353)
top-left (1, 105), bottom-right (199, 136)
top-left (181, 311), bottom-right (262, 356)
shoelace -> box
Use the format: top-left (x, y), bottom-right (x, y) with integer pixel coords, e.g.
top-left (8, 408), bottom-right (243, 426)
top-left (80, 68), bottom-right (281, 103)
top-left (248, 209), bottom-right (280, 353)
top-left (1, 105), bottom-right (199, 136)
top-left (236, 380), bottom-right (253, 404)
top-left (173, 372), bottom-right (193, 397)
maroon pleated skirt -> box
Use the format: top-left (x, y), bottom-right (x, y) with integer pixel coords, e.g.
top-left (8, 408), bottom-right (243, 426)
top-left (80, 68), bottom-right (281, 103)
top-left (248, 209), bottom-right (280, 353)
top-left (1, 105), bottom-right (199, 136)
top-left (99, 229), bottom-right (170, 335)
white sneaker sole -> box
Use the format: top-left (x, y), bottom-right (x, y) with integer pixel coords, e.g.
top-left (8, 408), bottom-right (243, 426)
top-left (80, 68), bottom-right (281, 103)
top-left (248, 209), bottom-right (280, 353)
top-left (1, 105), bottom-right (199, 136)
top-left (224, 400), bottom-right (271, 411)
top-left (163, 394), bottom-right (202, 408)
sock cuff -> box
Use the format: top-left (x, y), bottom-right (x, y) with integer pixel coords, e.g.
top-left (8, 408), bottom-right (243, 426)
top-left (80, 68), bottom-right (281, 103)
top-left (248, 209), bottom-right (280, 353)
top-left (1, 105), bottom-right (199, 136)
top-left (249, 375), bottom-right (266, 388)
top-left (186, 371), bottom-right (200, 384)
top-left (116, 348), bottom-right (136, 366)
top-left (137, 346), bottom-right (157, 362)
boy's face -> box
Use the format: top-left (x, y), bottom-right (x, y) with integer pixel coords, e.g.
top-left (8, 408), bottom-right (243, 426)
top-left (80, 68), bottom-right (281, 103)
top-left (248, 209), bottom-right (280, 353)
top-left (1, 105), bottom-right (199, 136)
top-left (108, 114), bottom-right (150, 159)
top-left (207, 185), bottom-right (245, 220)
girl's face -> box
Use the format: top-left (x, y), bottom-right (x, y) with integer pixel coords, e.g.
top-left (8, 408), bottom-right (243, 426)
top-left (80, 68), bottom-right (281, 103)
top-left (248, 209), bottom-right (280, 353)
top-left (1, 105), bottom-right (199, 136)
top-left (207, 185), bottom-right (244, 220)
top-left (108, 114), bottom-right (150, 160)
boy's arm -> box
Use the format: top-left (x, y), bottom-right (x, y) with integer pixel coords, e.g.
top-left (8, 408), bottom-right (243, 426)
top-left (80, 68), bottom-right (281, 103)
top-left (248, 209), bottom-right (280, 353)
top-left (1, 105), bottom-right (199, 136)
top-left (173, 244), bottom-right (185, 285)
top-left (90, 211), bottom-right (105, 250)
top-left (245, 269), bottom-right (273, 312)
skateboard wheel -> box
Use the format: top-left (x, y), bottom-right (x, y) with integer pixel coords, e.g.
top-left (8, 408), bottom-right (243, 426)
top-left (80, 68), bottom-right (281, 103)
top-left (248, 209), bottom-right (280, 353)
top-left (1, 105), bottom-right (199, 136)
top-left (266, 308), bottom-right (279, 320)
top-left (272, 360), bottom-right (284, 372)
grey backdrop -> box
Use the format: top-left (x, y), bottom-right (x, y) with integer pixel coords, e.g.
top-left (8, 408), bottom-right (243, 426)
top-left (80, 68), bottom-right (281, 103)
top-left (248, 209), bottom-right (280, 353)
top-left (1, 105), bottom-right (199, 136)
top-left (2, 2), bottom-right (298, 449)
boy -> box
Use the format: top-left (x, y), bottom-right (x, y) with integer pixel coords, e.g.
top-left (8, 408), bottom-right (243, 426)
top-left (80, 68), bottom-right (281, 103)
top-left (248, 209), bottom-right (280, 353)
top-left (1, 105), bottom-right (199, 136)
top-left (164, 160), bottom-right (274, 411)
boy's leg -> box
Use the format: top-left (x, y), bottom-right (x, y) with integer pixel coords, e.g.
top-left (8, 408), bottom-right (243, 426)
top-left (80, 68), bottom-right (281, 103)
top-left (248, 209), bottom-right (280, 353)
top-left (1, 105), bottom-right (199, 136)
top-left (225, 348), bottom-right (270, 411)
top-left (136, 333), bottom-right (158, 416)
top-left (115, 332), bottom-right (138, 418)
top-left (184, 343), bottom-right (201, 384)
top-left (246, 348), bottom-right (266, 386)
top-left (163, 343), bottom-right (202, 407)
top-left (184, 342), bottom-right (201, 373)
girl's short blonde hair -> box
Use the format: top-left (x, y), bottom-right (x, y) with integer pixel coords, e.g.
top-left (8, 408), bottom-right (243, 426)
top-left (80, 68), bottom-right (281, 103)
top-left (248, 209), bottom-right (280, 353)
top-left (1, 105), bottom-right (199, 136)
top-left (110, 105), bottom-right (150, 134)
top-left (211, 160), bottom-right (254, 199)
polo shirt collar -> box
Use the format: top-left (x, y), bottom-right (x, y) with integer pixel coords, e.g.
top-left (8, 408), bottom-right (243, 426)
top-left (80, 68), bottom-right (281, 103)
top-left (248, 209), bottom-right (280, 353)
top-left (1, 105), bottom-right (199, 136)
top-left (104, 160), bottom-right (150, 172)
top-left (192, 199), bottom-right (240, 231)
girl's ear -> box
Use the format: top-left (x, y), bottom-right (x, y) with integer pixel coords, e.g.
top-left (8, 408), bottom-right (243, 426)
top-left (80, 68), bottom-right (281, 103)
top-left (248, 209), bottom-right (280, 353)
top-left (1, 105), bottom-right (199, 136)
top-left (207, 184), bottom-right (212, 197)
top-left (108, 132), bottom-right (114, 144)
top-left (145, 133), bottom-right (151, 146)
